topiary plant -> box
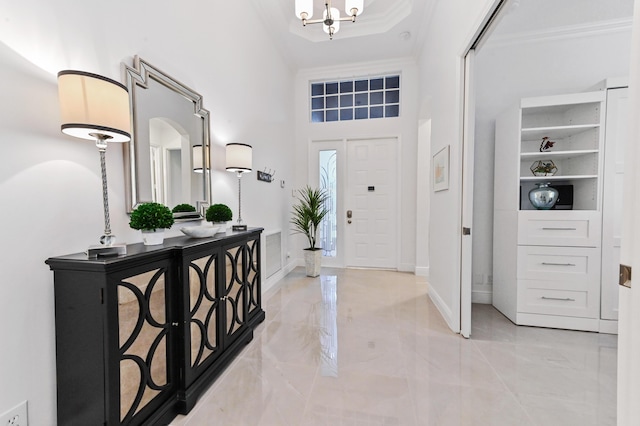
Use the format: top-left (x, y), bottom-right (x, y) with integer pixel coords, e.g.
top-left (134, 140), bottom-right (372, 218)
top-left (172, 203), bottom-right (197, 213)
top-left (206, 204), bottom-right (232, 222)
top-left (129, 202), bottom-right (175, 231)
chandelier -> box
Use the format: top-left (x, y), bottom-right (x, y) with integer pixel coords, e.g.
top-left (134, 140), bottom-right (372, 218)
top-left (294, 0), bottom-right (365, 40)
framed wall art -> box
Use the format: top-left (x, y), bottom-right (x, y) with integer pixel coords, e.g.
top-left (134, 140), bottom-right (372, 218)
top-left (433, 145), bottom-right (450, 192)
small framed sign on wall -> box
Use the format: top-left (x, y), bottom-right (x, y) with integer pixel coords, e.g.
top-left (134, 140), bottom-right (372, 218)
top-left (433, 145), bottom-right (450, 192)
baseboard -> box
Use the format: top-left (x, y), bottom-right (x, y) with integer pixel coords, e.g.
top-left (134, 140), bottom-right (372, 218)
top-left (398, 263), bottom-right (414, 273)
top-left (263, 260), bottom-right (297, 295)
top-left (472, 290), bottom-right (492, 304)
top-left (427, 283), bottom-right (458, 333)
top-left (599, 319), bottom-right (618, 334)
top-left (415, 266), bottom-right (430, 278)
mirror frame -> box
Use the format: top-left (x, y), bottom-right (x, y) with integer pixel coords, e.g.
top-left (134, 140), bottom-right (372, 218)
top-left (122, 56), bottom-right (212, 215)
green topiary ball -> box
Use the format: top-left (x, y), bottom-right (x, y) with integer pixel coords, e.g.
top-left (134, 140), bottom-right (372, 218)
top-left (172, 203), bottom-right (197, 213)
top-left (129, 202), bottom-right (175, 231)
top-left (206, 204), bottom-right (232, 222)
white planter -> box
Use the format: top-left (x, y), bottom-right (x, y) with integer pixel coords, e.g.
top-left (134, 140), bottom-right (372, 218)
top-left (304, 249), bottom-right (322, 277)
top-left (141, 229), bottom-right (165, 246)
top-left (213, 222), bottom-right (228, 232)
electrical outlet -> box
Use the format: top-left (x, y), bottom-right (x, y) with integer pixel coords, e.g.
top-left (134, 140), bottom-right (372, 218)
top-left (0, 401), bottom-right (28, 426)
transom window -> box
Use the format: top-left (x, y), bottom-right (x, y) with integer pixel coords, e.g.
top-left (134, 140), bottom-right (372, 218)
top-left (310, 75), bottom-right (400, 123)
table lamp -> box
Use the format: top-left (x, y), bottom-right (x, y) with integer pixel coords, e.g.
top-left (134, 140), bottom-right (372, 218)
top-left (58, 70), bottom-right (131, 257)
top-left (225, 143), bottom-right (252, 231)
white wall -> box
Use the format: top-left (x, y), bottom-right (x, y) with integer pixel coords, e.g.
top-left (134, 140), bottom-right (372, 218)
top-left (472, 23), bottom-right (632, 303)
top-left (293, 58), bottom-right (419, 272)
top-left (0, 1), bottom-right (295, 423)
top-left (417, 0), bottom-right (498, 331)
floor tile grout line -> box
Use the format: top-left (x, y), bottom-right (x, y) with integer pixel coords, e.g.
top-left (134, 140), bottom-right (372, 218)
top-left (469, 336), bottom-right (539, 425)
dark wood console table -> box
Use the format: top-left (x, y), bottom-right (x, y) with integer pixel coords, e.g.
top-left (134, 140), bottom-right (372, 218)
top-left (46, 228), bottom-right (265, 426)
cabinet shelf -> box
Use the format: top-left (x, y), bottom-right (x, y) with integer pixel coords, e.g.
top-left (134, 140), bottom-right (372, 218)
top-left (520, 149), bottom-right (599, 161)
top-left (520, 175), bottom-right (598, 181)
top-left (521, 124), bottom-right (600, 140)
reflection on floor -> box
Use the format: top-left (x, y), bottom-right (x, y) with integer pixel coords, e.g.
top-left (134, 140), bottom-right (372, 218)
top-left (170, 267), bottom-right (617, 425)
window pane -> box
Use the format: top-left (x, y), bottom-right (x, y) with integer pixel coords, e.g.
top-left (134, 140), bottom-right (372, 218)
top-left (355, 93), bottom-right (368, 106)
top-left (311, 97), bottom-right (324, 110)
top-left (386, 76), bottom-right (400, 89)
top-left (370, 78), bottom-right (383, 90)
top-left (326, 109), bottom-right (339, 122)
top-left (385, 90), bottom-right (400, 104)
top-left (309, 74), bottom-right (401, 123)
top-left (312, 83), bottom-right (324, 96)
top-left (370, 92), bottom-right (383, 105)
top-left (340, 109), bottom-right (353, 120)
top-left (319, 150), bottom-right (337, 258)
top-left (385, 105), bottom-right (399, 117)
top-left (355, 80), bottom-right (368, 92)
top-left (340, 81), bottom-right (353, 93)
top-left (370, 106), bottom-right (383, 119)
top-left (340, 94), bottom-right (353, 107)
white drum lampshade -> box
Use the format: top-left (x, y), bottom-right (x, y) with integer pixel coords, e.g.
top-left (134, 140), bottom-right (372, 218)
top-left (58, 70), bottom-right (131, 143)
top-left (193, 144), bottom-right (210, 173)
top-left (226, 143), bottom-right (253, 173)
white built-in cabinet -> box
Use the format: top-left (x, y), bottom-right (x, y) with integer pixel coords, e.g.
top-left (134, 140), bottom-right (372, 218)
top-left (493, 86), bottom-right (626, 333)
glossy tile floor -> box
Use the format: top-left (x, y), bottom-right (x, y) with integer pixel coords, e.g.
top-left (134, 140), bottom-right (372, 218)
top-left (170, 268), bottom-right (617, 425)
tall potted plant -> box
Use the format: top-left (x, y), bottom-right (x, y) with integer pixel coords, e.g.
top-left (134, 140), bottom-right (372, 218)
top-left (291, 186), bottom-right (329, 277)
top-left (129, 202), bottom-right (175, 245)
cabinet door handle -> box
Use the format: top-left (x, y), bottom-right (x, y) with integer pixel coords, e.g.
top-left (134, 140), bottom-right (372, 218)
top-left (541, 227), bottom-right (577, 231)
top-left (541, 296), bottom-right (575, 302)
top-left (541, 262), bottom-right (576, 266)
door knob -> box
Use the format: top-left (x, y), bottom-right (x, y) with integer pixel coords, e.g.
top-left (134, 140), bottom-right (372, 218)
top-left (348, 220), bottom-right (352, 224)
top-left (347, 210), bottom-right (352, 219)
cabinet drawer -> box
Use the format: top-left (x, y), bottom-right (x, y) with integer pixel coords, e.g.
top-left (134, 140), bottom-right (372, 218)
top-left (518, 211), bottom-right (601, 247)
top-left (517, 280), bottom-right (598, 318)
top-left (517, 246), bottom-right (600, 283)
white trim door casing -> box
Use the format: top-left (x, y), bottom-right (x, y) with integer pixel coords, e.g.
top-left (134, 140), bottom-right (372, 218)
top-left (460, 50), bottom-right (476, 338)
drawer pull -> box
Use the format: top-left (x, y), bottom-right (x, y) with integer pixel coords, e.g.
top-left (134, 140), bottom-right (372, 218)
top-left (541, 262), bottom-right (576, 267)
top-left (541, 296), bottom-right (575, 302)
top-left (541, 227), bottom-right (577, 231)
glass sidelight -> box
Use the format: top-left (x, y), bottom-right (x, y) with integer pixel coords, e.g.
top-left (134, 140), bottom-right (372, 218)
top-left (319, 150), bottom-right (337, 257)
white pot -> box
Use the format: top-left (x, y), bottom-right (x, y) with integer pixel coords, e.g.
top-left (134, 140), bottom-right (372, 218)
top-left (213, 221), bottom-right (228, 232)
top-left (141, 229), bottom-right (165, 246)
top-left (304, 249), bottom-right (322, 277)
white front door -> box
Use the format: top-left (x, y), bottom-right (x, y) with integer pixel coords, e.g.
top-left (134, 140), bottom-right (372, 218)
top-left (345, 138), bottom-right (398, 269)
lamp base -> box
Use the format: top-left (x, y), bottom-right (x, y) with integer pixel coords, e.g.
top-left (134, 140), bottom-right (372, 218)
top-left (87, 243), bottom-right (127, 258)
top-left (232, 224), bottom-right (248, 231)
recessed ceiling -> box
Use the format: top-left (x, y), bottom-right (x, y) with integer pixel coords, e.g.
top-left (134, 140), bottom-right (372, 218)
top-left (249, 0), bottom-right (437, 70)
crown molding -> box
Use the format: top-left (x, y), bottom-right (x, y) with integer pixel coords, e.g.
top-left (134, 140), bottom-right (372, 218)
top-left (485, 17), bottom-right (633, 49)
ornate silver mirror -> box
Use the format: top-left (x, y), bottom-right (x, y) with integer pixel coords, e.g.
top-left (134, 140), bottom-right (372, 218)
top-left (123, 56), bottom-right (211, 217)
